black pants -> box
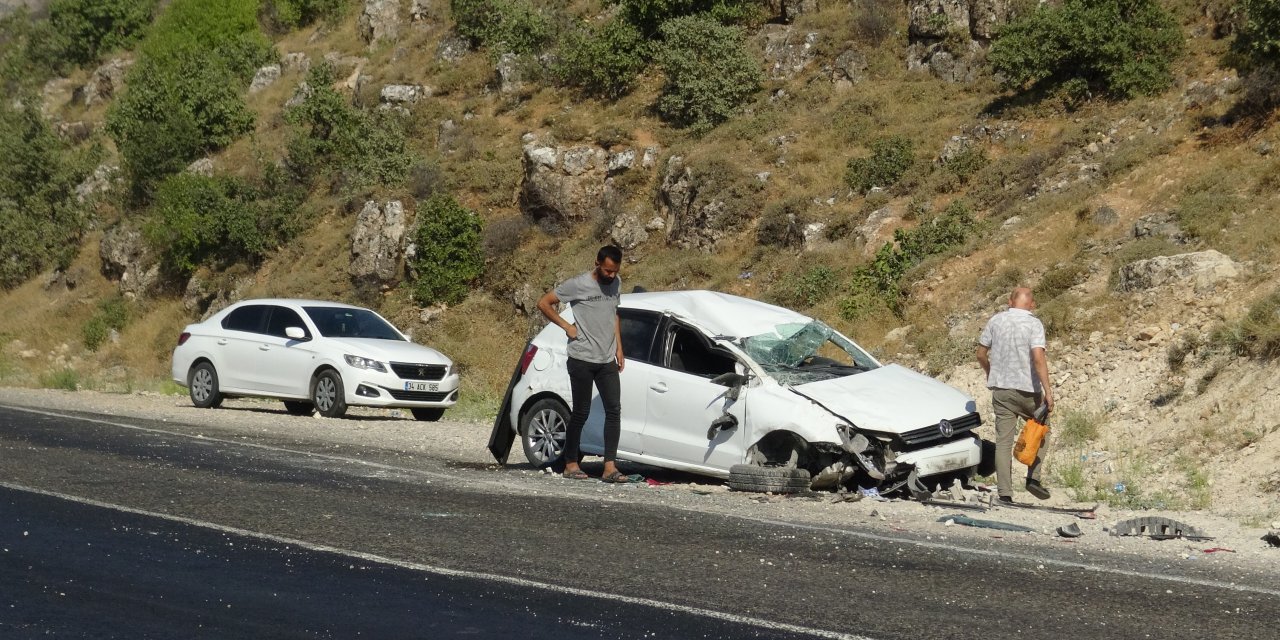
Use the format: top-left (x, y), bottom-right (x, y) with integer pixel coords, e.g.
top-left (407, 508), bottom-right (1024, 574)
top-left (565, 357), bottom-right (621, 465)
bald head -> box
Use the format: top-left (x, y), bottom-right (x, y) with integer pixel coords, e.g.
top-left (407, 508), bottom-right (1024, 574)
top-left (1009, 287), bottom-right (1036, 310)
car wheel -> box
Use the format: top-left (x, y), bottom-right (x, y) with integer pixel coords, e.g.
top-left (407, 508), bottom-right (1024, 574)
top-left (411, 408), bottom-right (445, 422)
top-left (311, 370), bottom-right (348, 418)
top-left (727, 464), bottom-right (811, 494)
top-left (520, 398), bottom-right (568, 469)
top-left (188, 362), bottom-right (223, 409)
top-left (283, 400), bottom-right (314, 416)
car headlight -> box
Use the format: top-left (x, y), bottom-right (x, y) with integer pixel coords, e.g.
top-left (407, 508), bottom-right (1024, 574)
top-left (344, 354), bottom-right (387, 372)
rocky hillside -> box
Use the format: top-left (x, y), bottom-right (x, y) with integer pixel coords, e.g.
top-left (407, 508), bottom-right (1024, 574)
top-left (1, 0), bottom-right (1278, 521)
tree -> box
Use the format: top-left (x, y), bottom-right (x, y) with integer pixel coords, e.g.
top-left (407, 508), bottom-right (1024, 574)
top-left (655, 14), bottom-right (760, 133)
top-left (988, 0), bottom-right (1184, 101)
top-left (1232, 0), bottom-right (1280, 71)
top-left (49, 0), bottom-right (157, 66)
top-left (409, 194), bottom-right (484, 306)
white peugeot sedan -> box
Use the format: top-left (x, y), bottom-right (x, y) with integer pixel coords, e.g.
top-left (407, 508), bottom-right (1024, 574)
top-left (172, 299), bottom-right (459, 420)
top-left (487, 290), bottom-right (982, 495)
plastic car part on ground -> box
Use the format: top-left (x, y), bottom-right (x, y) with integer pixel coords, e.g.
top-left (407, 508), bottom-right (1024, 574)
top-left (1056, 523), bottom-right (1083, 538)
top-left (939, 515), bottom-right (1035, 532)
top-left (1109, 516), bottom-right (1212, 541)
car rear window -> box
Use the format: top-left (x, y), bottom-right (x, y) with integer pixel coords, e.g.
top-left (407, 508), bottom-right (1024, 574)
top-left (222, 305), bottom-right (267, 333)
top-left (303, 306), bottom-right (404, 340)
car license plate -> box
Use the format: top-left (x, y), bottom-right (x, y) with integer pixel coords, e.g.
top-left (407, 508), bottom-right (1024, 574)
top-left (405, 381), bottom-right (439, 392)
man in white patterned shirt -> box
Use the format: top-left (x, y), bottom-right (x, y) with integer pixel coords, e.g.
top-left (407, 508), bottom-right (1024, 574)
top-left (976, 287), bottom-right (1054, 504)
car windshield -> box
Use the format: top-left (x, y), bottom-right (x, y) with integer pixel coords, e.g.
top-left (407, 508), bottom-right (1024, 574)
top-left (303, 306), bottom-right (405, 340)
top-left (740, 321), bottom-right (878, 385)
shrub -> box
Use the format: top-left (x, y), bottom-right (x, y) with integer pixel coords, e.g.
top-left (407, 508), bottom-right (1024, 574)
top-left (1036, 262), bottom-right (1087, 301)
top-left (1231, 0), bottom-right (1280, 71)
top-left (40, 368), bottom-right (81, 391)
top-left (855, 0), bottom-right (898, 45)
top-left (851, 200), bottom-right (975, 313)
top-left (262, 0), bottom-right (347, 33)
top-left (141, 0), bottom-right (271, 77)
top-left (553, 18), bottom-right (651, 100)
top-left (49, 0), bottom-right (158, 67)
top-left (0, 99), bottom-right (95, 289)
top-left (756, 198), bottom-right (807, 248)
top-left (83, 296), bottom-right (130, 351)
top-left (940, 146), bottom-right (989, 186)
top-left (612, 0), bottom-right (760, 36)
top-left (285, 65), bottom-right (415, 192)
top-left (655, 14), bottom-right (761, 133)
top-left (409, 194), bottom-right (485, 306)
top-left (1057, 407), bottom-right (1101, 445)
top-left (1237, 290), bottom-right (1280, 359)
top-left (773, 266), bottom-right (838, 309)
top-left (844, 135), bottom-right (914, 194)
top-left (450, 0), bottom-right (552, 56)
top-left (988, 0), bottom-right (1184, 100)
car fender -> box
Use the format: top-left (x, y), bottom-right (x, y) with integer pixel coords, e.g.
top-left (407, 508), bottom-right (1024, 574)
top-left (743, 381), bottom-right (842, 452)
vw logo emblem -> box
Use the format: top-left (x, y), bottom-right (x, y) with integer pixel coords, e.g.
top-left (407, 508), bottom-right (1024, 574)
top-left (938, 419), bottom-right (954, 438)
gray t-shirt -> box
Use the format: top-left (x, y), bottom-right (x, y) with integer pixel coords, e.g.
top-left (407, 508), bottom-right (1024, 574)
top-left (555, 270), bottom-right (621, 364)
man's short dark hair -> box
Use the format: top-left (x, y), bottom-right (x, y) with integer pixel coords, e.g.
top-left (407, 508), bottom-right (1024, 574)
top-left (597, 245), bottom-right (622, 264)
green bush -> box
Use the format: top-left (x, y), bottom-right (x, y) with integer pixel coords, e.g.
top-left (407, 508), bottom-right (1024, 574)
top-left (655, 14), bottom-right (761, 133)
top-left (40, 368), bottom-right (81, 391)
top-left (1037, 262), bottom-right (1087, 301)
top-left (845, 135), bottom-right (914, 194)
top-left (988, 0), bottom-right (1184, 100)
top-left (553, 18), bottom-right (651, 99)
top-left (83, 296), bottom-right (130, 351)
top-left (851, 200), bottom-right (975, 313)
top-left (450, 0), bottom-right (552, 56)
top-left (1236, 290), bottom-right (1280, 360)
top-left (940, 146), bottom-right (989, 186)
top-left (612, 0), bottom-right (760, 36)
top-left (147, 171), bottom-right (305, 277)
top-left (756, 198), bottom-right (806, 248)
top-left (409, 194), bottom-right (485, 306)
top-left (49, 0), bottom-right (157, 67)
top-left (1, 10), bottom-right (63, 92)
top-left (285, 65), bottom-right (415, 192)
top-left (141, 0), bottom-right (270, 78)
top-left (0, 99), bottom-right (95, 289)
top-left (262, 0), bottom-right (347, 33)
top-left (774, 266), bottom-right (839, 309)
top-left (1231, 0), bottom-right (1280, 70)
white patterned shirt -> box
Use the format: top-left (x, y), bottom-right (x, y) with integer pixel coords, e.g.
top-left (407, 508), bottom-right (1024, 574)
top-left (978, 308), bottom-right (1046, 393)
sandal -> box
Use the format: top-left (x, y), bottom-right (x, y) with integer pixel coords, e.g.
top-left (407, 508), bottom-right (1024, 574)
top-left (562, 469), bottom-right (590, 480)
top-left (601, 471), bottom-right (641, 483)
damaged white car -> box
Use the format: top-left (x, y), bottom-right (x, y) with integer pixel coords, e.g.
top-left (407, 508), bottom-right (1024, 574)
top-left (487, 290), bottom-right (982, 496)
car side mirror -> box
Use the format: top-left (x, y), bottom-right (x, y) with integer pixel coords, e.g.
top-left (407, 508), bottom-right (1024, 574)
top-left (710, 372), bottom-right (746, 388)
top-left (285, 326), bottom-right (307, 340)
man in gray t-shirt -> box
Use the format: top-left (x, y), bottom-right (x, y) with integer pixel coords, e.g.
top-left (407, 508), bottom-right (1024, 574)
top-left (537, 246), bottom-right (629, 483)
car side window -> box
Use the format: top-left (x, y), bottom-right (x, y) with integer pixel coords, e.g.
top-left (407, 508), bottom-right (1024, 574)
top-left (266, 306), bottom-right (308, 339)
top-left (664, 325), bottom-right (737, 378)
top-left (222, 305), bottom-right (267, 334)
top-left (619, 310), bottom-right (661, 364)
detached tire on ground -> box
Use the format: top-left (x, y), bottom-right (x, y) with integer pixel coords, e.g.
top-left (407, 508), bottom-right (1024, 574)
top-left (727, 464), bottom-right (811, 494)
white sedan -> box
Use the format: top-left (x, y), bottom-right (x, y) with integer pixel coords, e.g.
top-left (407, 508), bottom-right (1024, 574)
top-left (488, 290), bottom-right (982, 495)
top-left (172, 299), bottom-right (459, 419)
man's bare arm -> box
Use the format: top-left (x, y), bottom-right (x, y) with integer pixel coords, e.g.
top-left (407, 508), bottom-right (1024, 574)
top-left (536, 290), bottom-right (577, 340)
top-left (976, 344), bottom-right (991, 378)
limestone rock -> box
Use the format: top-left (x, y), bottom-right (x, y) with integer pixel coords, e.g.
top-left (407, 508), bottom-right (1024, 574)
top-left (496, 53), bottom-right (524, 94)
top-left (359, 0), bottom-right (402, 45)
top-left (780, 0), bottom-right (820, 23)
top-left (855, 206), bottom-right (900, 256)
top-left (656, 156), bottom-right (750, 252)
top-left (908, 0), bottom-right (970, 39)
top-left (830, 49), bottom-right (867, 88)
top-left (186, 158), bottom-right (215, 177)
top-left (436, 34), bottom-right (470, 62)
top-left (380, 83), bottom-right (429, 104)
top-left (282, 52), bottom-right (311, 74)
top-left (518, 137), bottom-right (613, 230)
top-left (75, 164), bottom-right (119, 204)
top-left (410, 0), bottom-right (431, 21)
top-left (1132, 212), bottom-right (1186, 244)
top-left (99, 223), bottom-right (159, 299)
top-left (1118, 250), bottom-right (1241, 293)
top-left (81, 57), bottom-right (133, 106)
top-left (760, 26), bottom-right (819, 81)
top-left (249, 64), bottom-right (281, 95)
top-left (349, 200), bottom-right (407, 288)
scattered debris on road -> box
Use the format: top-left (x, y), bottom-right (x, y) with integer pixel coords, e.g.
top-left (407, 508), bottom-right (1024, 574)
top-left (1110, 517), bottom-right (1212, 541)
top-left (940, 515), bottom-right (1035, 533)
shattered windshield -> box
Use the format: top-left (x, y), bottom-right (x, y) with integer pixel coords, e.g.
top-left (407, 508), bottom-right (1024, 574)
top-left (741, 321), bottom-right (878, 385)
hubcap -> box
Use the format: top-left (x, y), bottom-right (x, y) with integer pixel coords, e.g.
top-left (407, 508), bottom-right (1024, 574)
top-left (314, 377), bottom-right (335, 412)
top-left (527, 409), bottom-right (566, 463)
top-left (191, 369), bottom-right (212, 402)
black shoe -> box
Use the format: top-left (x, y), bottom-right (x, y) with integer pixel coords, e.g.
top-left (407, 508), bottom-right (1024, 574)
top-left (998, 495), bottom-right (1014, 505)
top-left (1025, 479), bottom-right (1051, 500)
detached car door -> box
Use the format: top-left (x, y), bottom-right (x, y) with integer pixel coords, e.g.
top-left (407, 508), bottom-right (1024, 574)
top-left (640, 322), bottom-right (748, 472)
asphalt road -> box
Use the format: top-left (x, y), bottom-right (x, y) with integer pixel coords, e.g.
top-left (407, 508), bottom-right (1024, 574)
top-left (1, 404), bottom-right (1278, 639)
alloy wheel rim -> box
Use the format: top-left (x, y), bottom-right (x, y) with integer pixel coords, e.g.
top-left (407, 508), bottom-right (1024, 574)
top-left (529, 409), bottom-right (566, 463)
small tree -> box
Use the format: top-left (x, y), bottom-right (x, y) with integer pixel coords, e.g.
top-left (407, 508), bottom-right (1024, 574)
top-left (449, 0), bottom-right (552, 56)
top-left (988, 0), bottom-right (1184, 101)
top-left (655, 14), bottom-right (760, 133)
top-left (410, 194), bottom-right (484, 306)
top-left (845, 135), bottom-right (914, 194)
top-left (553, 18), bottom-right (651, 100)
top-left (49, 0), bottom-right (158, 67)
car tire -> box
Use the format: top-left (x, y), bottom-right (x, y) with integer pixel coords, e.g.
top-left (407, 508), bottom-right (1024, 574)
top-left (188, 362), bottom-right (223, 409)
top-left (520, 398), bottom-right (569, 469)
top-left (311, 370), bottom-right (348, 418)
top-left (411, 408), bottom-right (445, 422)
top-left (283, 401), bottom-right (314, 416)
top-left (727, 464), bottom-right (811, 494)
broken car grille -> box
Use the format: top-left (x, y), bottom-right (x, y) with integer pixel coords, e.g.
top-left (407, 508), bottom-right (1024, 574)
top-left (897, 412), bottom-right (981, 448)
top-left (389, 362), bottom-right (447, 381)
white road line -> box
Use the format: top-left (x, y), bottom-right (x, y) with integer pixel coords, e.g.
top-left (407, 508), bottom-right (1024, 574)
top-left (0, 480), bottom-right (871, 640)
top-left (7, 404), bottom-right (1280, 598)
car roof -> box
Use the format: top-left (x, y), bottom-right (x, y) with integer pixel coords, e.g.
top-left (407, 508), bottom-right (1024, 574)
top-left (621, 290), bottom-right (812, 338)
top-left (228, 298), bottom-right (365, 309)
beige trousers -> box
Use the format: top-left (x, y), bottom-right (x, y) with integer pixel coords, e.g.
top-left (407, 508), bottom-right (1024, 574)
top-left (991, 388), bottom-right (1044, 498)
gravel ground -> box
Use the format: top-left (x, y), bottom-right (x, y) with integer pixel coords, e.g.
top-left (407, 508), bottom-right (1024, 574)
top-left (4, 387), bottom-right (1279, 579)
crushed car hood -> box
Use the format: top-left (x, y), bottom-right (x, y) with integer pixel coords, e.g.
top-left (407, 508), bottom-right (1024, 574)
top-left (793, 364), bottom-right (975, 434)
top-left (326, 337), bottom-right (450, 363)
